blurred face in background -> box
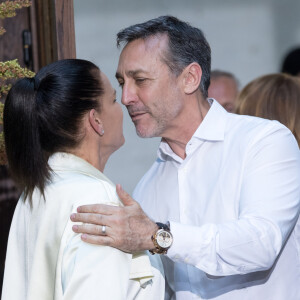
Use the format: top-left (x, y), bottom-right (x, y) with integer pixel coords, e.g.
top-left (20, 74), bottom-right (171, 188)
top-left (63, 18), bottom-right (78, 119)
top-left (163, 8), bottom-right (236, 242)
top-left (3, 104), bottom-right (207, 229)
top-left (208, 76), bottom-right (239, 112)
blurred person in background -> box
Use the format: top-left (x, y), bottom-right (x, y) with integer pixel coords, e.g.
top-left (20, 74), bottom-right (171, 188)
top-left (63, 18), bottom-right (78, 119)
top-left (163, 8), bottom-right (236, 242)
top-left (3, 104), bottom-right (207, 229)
top-left (281, 47), bottom-right (300, 77)
top-left (208, 70), bottom-right (239, 112)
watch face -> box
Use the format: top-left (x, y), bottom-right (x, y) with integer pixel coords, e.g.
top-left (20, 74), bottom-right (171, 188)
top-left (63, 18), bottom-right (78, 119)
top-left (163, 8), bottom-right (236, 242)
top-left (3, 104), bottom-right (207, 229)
top-left (157, 229), bottom-right (173, 248)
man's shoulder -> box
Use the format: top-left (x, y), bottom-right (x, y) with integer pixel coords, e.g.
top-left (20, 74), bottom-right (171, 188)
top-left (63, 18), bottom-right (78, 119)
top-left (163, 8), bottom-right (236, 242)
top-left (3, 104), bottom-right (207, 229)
top-left (225, 114), bottom-right (299, 165)
top-left (226, 114), bottom-right (290, 142)
top-left (227, 113), bottom-right (280, 130)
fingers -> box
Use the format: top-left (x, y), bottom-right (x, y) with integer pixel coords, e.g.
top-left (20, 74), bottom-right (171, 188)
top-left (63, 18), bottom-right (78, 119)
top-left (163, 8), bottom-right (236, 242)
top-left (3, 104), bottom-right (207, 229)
top-left (72, 223), bottom-right (110, 236)
top-left (116, 184), bottom-right (136, 206)
top-left (70, 212), bottom-right (109, 225)
top-left (81, 234), bottom-right (114, 247)
top-left (76, 203), bottom-right (118, 214)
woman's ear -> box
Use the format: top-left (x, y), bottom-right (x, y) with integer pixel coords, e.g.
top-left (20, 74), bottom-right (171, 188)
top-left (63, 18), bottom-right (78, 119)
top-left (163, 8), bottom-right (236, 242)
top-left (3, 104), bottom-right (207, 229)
top-left (89, 109), bottom-right (104, 136)
top-left (182, 63), bottom-right (202, 95)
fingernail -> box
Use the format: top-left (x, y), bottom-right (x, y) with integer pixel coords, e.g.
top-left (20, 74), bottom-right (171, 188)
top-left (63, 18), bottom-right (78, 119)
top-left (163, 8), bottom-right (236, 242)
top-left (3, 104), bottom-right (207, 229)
top-left (72, 225), bottom-right (78, 232)
top-left (82, 234), bottom-right (87, 240)
top-left (70, 214), bottom-right (76, 220)
top-left (77, 206), bottom-right (82, 212)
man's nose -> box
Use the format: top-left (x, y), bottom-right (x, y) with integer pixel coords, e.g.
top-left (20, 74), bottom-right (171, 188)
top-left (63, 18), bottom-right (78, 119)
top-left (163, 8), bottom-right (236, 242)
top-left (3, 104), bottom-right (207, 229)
top-left (121, 83), bottom-right (138, 105)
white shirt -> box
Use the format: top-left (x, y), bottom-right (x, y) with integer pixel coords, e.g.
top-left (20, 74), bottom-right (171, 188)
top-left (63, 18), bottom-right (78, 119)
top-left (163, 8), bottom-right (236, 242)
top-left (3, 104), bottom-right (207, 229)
top-left (2, 153), bottom-right (165, 300)
top-left (133, 99), bottom-right (300, 300)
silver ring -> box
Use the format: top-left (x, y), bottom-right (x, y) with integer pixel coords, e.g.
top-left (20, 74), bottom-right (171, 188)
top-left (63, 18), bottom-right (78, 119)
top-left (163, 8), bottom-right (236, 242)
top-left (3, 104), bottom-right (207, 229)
top-left (101, 225), bottom-right (106, 235)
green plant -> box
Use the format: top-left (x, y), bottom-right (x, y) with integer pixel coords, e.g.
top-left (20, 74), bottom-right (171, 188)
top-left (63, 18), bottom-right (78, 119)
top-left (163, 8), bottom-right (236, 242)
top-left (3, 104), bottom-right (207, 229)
top-left (0, 0), bottom-right (31, 35)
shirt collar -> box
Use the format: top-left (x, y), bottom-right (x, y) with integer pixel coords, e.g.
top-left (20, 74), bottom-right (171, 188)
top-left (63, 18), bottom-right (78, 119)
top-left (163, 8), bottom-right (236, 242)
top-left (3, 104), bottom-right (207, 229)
top-left (157, 99), bottom-right (228, 161)
top-left (193, 98), bottom-right (227, 141)
top-left (48, 152), bottom-right (114, 185)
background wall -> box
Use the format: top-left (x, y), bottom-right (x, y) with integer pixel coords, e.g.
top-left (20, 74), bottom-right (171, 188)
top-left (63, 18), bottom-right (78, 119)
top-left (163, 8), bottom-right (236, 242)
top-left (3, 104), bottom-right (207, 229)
top-left (74, 0), bottom-right (300, 193)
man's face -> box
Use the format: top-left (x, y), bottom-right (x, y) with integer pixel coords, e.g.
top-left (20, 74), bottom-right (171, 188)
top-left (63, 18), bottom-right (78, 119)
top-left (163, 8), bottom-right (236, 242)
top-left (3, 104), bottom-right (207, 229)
top-left (116, 35), bottom-right (184, 138)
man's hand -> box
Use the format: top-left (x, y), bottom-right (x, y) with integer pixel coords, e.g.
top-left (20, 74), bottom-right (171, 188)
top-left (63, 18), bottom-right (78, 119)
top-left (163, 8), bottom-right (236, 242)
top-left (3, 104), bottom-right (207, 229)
top-left (70, 184), bottom-right (158, 253)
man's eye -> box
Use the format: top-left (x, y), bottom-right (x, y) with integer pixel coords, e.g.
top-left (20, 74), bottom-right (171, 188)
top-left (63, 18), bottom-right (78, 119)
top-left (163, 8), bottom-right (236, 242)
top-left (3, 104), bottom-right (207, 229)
top-left (136, 78), bottom-right (146, 83)
top-left (118, 81), bottom-right (124, 88)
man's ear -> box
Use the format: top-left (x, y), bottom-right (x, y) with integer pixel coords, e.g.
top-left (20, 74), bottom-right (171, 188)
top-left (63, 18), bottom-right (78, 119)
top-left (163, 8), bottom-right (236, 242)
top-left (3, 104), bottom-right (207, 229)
top-left (89, 109), bottom-right (104, 136)
top-left (182, 63), bottom-right (202, 94)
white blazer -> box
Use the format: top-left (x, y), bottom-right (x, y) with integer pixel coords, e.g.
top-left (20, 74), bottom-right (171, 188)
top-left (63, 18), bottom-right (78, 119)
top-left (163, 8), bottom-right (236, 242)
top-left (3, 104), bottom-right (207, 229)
top-left (2, 152), bottom-right (165, 300)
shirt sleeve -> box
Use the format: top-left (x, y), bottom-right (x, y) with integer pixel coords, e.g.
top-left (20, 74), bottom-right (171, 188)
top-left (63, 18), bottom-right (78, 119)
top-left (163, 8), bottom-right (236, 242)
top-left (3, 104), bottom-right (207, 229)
top-left (60, 183), bottom-right (132, 300)
top-left (167, 123), bottom-right (300, 276)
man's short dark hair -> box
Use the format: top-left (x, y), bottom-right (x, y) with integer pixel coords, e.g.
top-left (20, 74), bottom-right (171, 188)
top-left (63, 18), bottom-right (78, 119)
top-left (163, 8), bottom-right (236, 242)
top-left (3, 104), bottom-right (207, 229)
top-left (117, 15), bottom-right (211, 98)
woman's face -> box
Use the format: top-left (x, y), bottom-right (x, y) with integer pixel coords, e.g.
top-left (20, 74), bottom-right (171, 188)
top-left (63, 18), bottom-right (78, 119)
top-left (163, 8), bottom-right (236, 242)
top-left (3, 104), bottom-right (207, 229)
top-left (98, 72), bottom-right (125, 152)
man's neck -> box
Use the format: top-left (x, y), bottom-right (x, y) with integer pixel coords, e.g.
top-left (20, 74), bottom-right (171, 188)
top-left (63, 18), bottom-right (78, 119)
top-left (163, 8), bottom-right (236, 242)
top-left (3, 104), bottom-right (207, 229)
top-left (163, 98), bottom-right (210, 159)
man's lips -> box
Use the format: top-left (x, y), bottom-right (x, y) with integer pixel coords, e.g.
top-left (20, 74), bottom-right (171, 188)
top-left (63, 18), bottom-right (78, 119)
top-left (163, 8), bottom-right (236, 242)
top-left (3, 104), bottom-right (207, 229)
top-left (129, 112), bottom-right (148, 121)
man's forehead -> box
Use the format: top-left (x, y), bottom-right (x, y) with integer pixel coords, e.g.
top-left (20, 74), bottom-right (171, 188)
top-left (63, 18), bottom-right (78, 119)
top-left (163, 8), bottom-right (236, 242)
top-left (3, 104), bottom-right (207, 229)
top-left (116, 35), bottom-right (169, 77)
top-left (121, 33), bottom-right (169, 55)
top-left (143, 33), bottom-right (169, 51)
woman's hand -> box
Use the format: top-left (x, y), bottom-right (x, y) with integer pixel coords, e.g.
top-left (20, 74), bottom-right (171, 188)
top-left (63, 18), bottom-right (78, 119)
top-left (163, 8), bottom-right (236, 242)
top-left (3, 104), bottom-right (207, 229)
top-left (70, 184), bottom-right (158, 253)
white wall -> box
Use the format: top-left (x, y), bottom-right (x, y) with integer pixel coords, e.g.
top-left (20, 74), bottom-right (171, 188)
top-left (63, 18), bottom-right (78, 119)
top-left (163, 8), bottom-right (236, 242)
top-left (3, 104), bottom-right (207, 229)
top-left (74, 0), bottom-right (300, 193)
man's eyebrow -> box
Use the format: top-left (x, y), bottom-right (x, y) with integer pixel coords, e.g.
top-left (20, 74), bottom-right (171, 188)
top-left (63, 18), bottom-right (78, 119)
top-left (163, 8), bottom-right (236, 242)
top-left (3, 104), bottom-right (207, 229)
top-left (115, 69), bottom-right (149, 79)
top-left (127, 70), bottom-right (148, 77)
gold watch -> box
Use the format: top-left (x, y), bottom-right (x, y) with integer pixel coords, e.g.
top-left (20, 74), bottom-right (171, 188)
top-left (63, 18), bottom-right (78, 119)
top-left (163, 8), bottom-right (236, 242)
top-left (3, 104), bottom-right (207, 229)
top-left (150, 222), bottom-right (173, 255)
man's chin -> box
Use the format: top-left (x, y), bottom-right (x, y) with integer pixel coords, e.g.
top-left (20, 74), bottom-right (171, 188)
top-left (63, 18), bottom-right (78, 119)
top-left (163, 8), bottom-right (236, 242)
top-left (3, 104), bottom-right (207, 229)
top-left (136, 127), bottom-right (156, 138)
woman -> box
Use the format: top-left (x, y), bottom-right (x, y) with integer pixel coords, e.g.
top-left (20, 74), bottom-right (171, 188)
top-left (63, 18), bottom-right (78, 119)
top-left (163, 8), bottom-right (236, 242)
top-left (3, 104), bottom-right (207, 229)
top-left (236, 73), bottom-right (300, 146)
top-left (1, 59), bottom-right (164, 299)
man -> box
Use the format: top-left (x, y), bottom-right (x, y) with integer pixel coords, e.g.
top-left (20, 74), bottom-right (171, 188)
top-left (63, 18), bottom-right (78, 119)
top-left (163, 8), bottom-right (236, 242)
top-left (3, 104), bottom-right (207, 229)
top-left (208, 70), bottom-right (239, 112)
top-left (71, 16), bottom-right (300, 299)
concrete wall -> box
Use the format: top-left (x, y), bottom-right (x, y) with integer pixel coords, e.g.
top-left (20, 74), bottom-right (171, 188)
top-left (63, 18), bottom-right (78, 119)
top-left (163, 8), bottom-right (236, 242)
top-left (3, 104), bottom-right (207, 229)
top-left (74, 0), bottom-right (300, 193)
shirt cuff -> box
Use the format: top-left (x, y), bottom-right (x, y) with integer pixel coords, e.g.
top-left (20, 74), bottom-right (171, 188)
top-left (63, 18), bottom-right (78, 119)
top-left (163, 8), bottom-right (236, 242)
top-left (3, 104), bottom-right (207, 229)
top-left (167, 221), bottom-right (193, 263)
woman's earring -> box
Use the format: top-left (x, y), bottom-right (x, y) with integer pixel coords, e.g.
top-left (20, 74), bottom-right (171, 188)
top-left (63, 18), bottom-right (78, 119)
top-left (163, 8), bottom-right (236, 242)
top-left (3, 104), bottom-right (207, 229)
top-left (100, 129), bottom-right (104, 136)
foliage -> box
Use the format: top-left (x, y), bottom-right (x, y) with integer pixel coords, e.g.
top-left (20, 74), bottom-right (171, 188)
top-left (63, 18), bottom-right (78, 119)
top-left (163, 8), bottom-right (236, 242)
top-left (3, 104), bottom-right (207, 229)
top-left (0, 59), bottom-right (35, 97)
top-left (0, 0), bottom-right (31, 18)
top-left (0, 0), bottom-right (31, 36)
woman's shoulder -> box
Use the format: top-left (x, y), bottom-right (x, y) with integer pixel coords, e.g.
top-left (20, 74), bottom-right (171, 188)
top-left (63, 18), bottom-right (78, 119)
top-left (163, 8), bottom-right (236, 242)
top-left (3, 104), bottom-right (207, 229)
top-left (46, 152), bottom-right (121, 207)
top-left (53, 173), bottom-right (120, 207)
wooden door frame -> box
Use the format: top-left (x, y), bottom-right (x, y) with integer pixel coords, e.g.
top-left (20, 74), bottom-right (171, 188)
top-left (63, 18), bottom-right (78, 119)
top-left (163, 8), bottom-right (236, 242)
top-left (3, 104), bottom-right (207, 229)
top-left (30, 0), bottom-right (76, 72)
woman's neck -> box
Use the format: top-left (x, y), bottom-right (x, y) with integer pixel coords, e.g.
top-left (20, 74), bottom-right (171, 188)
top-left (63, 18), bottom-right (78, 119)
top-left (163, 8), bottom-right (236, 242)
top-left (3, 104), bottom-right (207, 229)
top-left (68, 140), bottom-right (110, 173)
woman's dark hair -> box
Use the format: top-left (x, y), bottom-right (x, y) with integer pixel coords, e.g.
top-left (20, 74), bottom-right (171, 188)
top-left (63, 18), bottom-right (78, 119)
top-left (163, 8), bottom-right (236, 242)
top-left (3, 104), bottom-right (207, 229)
top-left (3, 59), bottom-right (103, 205)
top-left (117, 15), bottom-right (211, 98)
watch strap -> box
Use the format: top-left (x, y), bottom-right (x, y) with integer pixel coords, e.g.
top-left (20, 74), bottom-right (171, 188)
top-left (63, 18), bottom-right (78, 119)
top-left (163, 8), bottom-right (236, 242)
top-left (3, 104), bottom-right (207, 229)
top-left (156, 222), bottom-right (170, 231)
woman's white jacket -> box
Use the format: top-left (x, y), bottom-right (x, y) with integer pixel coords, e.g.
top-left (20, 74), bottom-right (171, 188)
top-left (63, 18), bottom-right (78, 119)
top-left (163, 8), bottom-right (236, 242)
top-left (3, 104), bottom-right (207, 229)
top-left (2, 152), bottom-right (165, 300)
